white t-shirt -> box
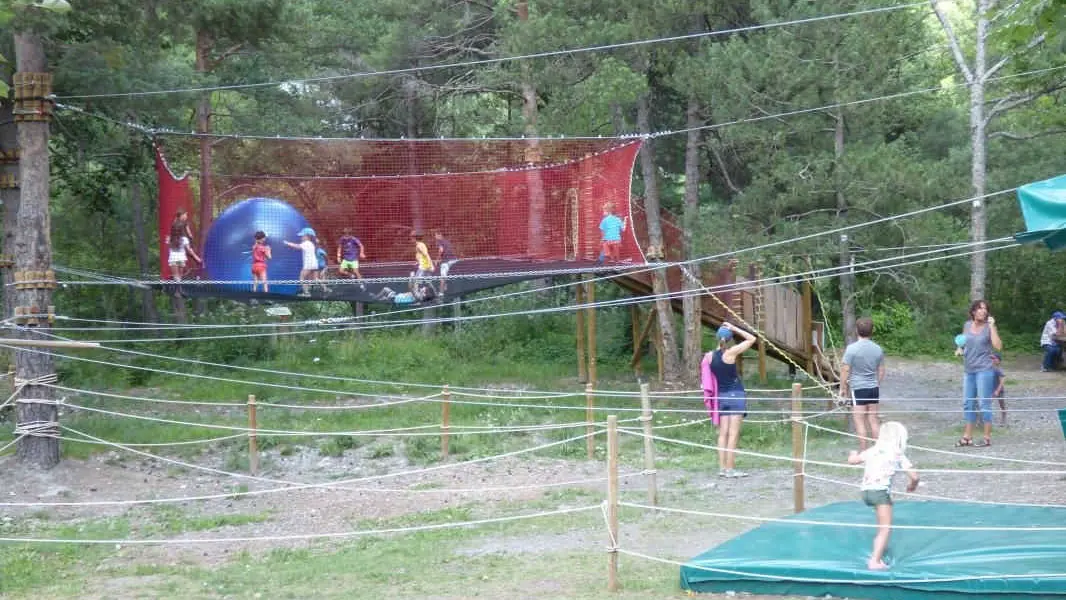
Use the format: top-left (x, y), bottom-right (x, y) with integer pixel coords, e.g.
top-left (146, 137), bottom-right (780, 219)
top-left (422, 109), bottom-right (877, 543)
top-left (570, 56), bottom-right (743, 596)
top-left (1040, 319), bottom-right (1060, 346)
top-left (300, 240), bottom-right (317, 271)
top-left (168, 237), bottom-right (190, 265)
top-left (859, 446), bottom-right (913, 491)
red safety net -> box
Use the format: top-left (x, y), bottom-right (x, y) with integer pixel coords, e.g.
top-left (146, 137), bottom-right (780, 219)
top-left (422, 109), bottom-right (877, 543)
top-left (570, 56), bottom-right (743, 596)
top-left (156, 136), bottom-right (645, 301)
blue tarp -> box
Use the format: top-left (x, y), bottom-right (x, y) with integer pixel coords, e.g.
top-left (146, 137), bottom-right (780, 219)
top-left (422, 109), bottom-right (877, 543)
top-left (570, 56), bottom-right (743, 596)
top-left (1014, 174), bottom-right (1066, 250)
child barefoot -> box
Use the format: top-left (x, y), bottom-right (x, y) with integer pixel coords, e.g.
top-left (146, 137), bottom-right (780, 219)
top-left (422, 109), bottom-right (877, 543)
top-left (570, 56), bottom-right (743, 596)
top-left (847, 422), bottom-right (919, 571)
top-left (251, 231), bottom-right (272, 293)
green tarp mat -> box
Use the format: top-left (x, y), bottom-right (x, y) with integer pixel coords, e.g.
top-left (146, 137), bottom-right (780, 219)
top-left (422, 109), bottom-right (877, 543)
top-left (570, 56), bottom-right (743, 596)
top-left (680, 501), bottom-right (1066, 600)
top-left (1015, 174), bottom-right (1066, 250)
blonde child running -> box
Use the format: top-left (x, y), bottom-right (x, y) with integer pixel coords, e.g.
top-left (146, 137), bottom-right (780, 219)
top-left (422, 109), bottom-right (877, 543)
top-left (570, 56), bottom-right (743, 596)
top-left (284, 227), bottom-right (317, 297)
top-left (847, 421), bottom-right (920, 570)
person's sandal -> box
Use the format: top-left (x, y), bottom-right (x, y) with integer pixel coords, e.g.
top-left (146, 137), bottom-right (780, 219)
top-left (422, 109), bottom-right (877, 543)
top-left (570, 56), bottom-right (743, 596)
top-left (955, 437), bottom-right (973, 447)
top-left (975, 438), bottom-right (991, 448)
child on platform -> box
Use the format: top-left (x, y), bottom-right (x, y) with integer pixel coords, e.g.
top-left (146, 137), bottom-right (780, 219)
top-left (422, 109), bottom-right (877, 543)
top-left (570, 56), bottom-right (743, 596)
top-left (373, 278), bottom-right (437, 305)
top-left (992, 352), bottom-right (1007, 426)
top-left (315, 237), bottom-right (331, 294)
top-left (167, 232), bottom-right (201, 294)
top-left (848, 422), bottom-right (920, 571)
top-left (597, 203), bottom-right (628, 264)
top-left (250, 231), bottom-right (272, 293)
top-left (435, 231), bottom-right (459, 296)
top-left (284, 227), bottom-right (317, 297)
top-left (337, 227), bottom-right (366, 286)
top-left (413, 231), bottom-right (434, 280)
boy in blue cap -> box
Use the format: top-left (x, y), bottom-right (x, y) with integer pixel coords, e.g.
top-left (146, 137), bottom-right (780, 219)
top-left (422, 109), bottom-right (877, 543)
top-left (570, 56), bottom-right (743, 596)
top-left (1039, 311), bottom-right (1065, 372)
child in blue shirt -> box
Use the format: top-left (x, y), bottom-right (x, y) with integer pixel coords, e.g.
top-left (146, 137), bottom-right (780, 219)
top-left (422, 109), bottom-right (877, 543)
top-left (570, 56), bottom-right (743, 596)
top-left (597, 203), bottom-right (628, 264)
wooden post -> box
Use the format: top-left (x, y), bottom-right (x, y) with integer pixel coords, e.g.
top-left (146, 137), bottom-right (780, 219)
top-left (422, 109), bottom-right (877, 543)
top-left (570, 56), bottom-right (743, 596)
top-left (13, 34), bottom-right (59, 469)
top-left (585, 382), bottom-right (595, 459)
top-left (791, 383), bottom-right (805, 513)
top-left (441, 384), bottom-right (451, 460)
top-left (586, 280), bottom-right (597, 384)
top-left (653, 312), bottom-right (665, 382)
top-left (576, 283), bottom-right (587, 383)
top-left (606, 414), bottom-right (620, 593)
top-left (639, 382), bottom-right (657, 506)
top-left (757, 338), bottom-right (768, 384)
top-left (802, 280), bottom-right (814, 374)
top-left (248, 395), bottom-right (259, 476)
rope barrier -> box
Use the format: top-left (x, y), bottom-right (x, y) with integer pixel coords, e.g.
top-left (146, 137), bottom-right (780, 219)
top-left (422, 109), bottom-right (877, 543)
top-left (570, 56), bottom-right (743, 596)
top-left (619, 501), bottom-right (1066, 531)
top-left (0, 504), bottom-right (600, 545)
top-left (34, 426), bottom-right (600, 506)
top-left (803, 473), bottom-right (1066, 509)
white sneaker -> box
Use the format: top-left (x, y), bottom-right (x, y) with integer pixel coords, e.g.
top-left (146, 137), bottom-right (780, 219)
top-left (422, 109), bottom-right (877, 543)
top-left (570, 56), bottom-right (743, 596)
top-left (728, 470), bottom-right (750, 478)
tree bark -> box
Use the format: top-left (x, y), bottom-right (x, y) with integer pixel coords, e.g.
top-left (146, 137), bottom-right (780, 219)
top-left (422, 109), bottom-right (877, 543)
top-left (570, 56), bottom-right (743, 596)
top-left (636, 91), bottom-right (682, 382)
top-left (968, 0), bottom-right (990, 302)
top-left (517, 1), bottom-right (547, 258)
top-left (13, 32), bottom-right (58, 469)
top-left (681, 97), bottom-right (703, 383)
top-left (1, 100), bottom-right (18, 335)
top-left (835, 109), bottom-right (857, 344)
top-left (195, 29), bottom-right (213, 248)
top-left (129, 180), bottom-right (160, 323)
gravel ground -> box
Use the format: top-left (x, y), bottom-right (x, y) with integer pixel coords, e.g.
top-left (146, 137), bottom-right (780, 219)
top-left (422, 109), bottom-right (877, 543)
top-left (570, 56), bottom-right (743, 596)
top-left (3, 356), bottom-right (1066, 599)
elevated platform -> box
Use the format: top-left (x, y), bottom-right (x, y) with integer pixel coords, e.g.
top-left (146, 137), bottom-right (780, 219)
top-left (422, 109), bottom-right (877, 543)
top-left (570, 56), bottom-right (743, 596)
top-left (681, 500), bottom-right (1066, 600)
top-left (172, 257), bottom-right (624, 304)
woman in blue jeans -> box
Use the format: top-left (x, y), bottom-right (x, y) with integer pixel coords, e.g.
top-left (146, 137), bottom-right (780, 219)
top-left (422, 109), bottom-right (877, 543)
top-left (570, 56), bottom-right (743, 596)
top-left (955, 300), bottom-right (1002, 447)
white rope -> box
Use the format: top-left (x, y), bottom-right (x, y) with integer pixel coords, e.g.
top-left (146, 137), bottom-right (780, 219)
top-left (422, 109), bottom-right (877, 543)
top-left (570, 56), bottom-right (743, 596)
top-left (617, 548), bottom-right (1066, 585)
top-left (56, 2), bottom-right (925, 100)
top-left (0, 504), bottom-right (600, 545)
top-left (803, 473), bottom-right (1066, 509)
top-left (34, 426), bottom-right (599, 506)
top-left (804, 421), bottom-right (1066, 466)
top-left (45, 238), bottom-right (1021, 348)
top-left (62, 433), bottom-right (249, 448)
top-left (0, 373), bottom-right (58, 410)
top-left (62, 402), bottom-right (625, 437)
top-left (619, 501), bottom-right (1066, 532)
top-left (0, 435), bottom-right (22, 454)
top-left (621, 430), bottom-right (1066, 475)
top-left (48, 384), bottom-right (247, 407)
top-left (2, 473), bottom-right (642, 508)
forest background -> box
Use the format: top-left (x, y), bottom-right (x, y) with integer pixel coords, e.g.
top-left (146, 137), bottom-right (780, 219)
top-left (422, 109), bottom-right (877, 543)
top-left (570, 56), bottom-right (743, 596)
top-left (2, 0), bottom-right (1066, 383)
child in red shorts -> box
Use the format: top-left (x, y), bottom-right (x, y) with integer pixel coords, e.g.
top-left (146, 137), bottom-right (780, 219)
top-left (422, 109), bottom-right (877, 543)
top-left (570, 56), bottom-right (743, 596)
top-left (251, 231), bottom-right (272, 293)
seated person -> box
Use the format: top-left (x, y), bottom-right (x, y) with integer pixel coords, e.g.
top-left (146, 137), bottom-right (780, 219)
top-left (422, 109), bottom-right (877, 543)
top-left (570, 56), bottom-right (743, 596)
top-left (1040, 311), bottom-right (1065, 372)
top-left (373, 276), bottom-right (437, 305)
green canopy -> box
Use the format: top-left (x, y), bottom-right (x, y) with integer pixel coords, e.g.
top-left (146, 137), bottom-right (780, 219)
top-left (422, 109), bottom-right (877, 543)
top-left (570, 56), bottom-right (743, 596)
top-left (1015, 174), bottom-right (1066, 250)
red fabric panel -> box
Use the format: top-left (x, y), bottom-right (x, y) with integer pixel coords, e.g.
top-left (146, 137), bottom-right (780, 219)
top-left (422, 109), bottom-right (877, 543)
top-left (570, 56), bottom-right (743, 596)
top-left (155, 146), bottom-right (195, 279)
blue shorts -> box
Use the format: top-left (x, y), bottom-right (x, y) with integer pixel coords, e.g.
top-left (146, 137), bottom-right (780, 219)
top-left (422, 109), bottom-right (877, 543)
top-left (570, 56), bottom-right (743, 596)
top-left (718, 389), bottom-right (747, 417)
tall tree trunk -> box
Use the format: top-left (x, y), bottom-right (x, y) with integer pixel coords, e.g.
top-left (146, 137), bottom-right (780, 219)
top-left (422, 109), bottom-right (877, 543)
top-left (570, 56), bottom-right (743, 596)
top-left (969, 0), bottom-right (990, 302)
top-left (193, 30), bottom-right (213, 317)
top-left (13, 33), bottom-right (58, 469)
top-left (195, 30), bottom-right (213, 246)
top-left (681, 97), bottom-right (703, 383)
top-left (130, 180), bottom-right (160, 323)
top-left (636, 91), bottom-right (682, 382)
top-left (1, 101), bottom-right (18, 334)
top-left (835, 109), bottom-right (857, 344)
top-left (517, 0), bottom-right (547, 258)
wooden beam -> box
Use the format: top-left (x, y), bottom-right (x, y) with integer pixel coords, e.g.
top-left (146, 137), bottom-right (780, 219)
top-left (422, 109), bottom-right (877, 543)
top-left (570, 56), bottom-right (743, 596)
top-left (576, 283), bottom-right (587, 383)
top-left (629, 308), bottom-right (657, 369)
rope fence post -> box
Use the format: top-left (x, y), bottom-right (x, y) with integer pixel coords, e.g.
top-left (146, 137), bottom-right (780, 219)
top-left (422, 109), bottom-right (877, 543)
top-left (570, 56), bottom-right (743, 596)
top-left (441, 384), bottom-right (451, 460)
top-left (576, 283), bottom-right (587, 383)
top-left (791, 383), bottom-right (804, 513)
top-left (586, 279), bottom-right (598, 384)
top-left (639, 382), bottom-right (657, 506)
top-left (586, 382), bottom-right (595, 459)
top-left (247, 394), bottom-right (259, 476)
top-left (606, 414), bottom-right (620, 593)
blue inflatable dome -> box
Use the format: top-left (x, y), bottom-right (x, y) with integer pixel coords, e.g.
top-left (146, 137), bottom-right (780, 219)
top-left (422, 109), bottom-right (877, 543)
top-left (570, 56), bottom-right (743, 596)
top-left (203, 197), bottom-right (312, 296)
